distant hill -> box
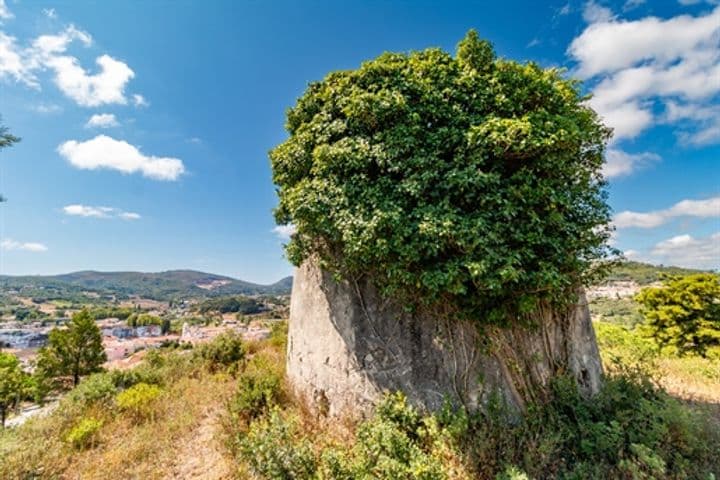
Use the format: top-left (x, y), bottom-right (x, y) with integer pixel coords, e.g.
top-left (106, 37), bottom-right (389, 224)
top-left (604, 261), bottom-right (706, 285)
top-left (0, 270), bottom-right (293, 301)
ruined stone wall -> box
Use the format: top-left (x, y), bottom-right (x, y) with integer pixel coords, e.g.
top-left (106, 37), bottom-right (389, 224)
top-left (287, 260), bottom-right (603, 416)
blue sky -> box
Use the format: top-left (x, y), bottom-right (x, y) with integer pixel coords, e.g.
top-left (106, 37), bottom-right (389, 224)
top-left (0, 0), bottom-right (717, 283)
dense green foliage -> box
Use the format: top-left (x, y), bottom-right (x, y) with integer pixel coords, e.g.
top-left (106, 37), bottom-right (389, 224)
top-left (229, 352), bottom-right (284, 425)
top-left (0, 116), bottom-right (20, 204)
top-left (636, 273), bottom-right (720, 357)
top-left (36, 309), bottom-right (107, 386)
top-left (195, 295), bottom-right (263, 314)
top-left (0, 117), bottom-right (20, 150)
top-left (0, 353), bottom-right (29, 427)
top-left (192, 331), bottom-right (246, 372)
top-left (271, 30), bottom-right (613, 323)
top-left (239, 409), bottom-right (318, 479)
top-left (235, 377), bottom-right (719, 480)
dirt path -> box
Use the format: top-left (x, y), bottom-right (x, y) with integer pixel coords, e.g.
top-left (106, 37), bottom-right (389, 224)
top-left (169, 406), bottom-right (233, 480)
top-left (5, 400), bottom-right (59, 428)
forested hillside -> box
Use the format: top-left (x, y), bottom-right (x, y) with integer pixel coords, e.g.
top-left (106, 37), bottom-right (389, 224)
top-left (0, 271), bottom-right (292, 301)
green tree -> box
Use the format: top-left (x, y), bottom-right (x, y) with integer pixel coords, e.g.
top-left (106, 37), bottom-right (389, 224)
top-left (0, 352), bottom-right (26, 427)
top-left (271, 30), bottom-right (614, 323)
top-left (0, 117), bottom-right (20, 149)
top-left (635, 273), bottom-right (720, 357)
top-left (0, 116), bottom-right (20, 204)
top-left (37, 309), bottom-right (108, 386)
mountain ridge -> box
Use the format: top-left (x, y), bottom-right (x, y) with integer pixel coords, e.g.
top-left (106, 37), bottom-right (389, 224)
top-left (0, 270), bottom-right (293, 300)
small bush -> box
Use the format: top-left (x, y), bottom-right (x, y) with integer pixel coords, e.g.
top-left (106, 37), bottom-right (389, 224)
top-left (110, 364), bottom-right (164, 389)
top-left (495, 466), bottom-right (530, 480)
top-left (239, 408), bottom-right (317, 479)
top-left (66, 372), bottom-right (117, 408)
top-left (115, 383), bottom-right (162, 422)
top-left (269, 321), bottom-right (288, 349)
top-left (320, 392), bottom-right (451, 480)
top-left (65, 417), bottom-right (103, 449)
top-left (193, 331), bottom-right (246, 372)
top-left (229, 353), bottom-right (284, 425)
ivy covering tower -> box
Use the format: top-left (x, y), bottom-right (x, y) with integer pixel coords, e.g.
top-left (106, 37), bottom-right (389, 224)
top-left (273, 31), bottom-right (612, 414)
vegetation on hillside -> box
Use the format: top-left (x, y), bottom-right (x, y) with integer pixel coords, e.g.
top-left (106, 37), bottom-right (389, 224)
top-left (0, 353), bottom-right (37, 428)
top-left (36, 310), bottom-right (107, 387)
top-left (0, 270), bottom-right (292, 302)
top-left (604, 261), bottom-right (705, 285)
top-left (195, 296), bottom-right (263, 315)
top-left (1, 316), bottom-right (717, 479)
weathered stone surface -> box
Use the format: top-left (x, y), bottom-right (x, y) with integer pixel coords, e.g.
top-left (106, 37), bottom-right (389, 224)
top-left (287, 260), bottom-right (603, 416)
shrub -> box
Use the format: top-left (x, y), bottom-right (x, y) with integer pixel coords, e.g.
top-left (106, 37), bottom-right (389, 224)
top-left (269, 321), bottom-right (288, 349)
top-left (495, 466), bottom-right (530, 480)
top-left (193, 331), bottom-right (246, 372)
top-left (110, 364), bottom-right (164, 389)
top-left (320, 392), bottom-right (451, 480)
top-left (66, 372), bottom-right (117, 408)
top-left (239, 408), bottom-right (317, 479)
top-left (115, 383), bottom-right (162, 422)
top-left (636, 273), bottom-right (720, 357)
top-left (65, 417), bottom-right (103, 449)
top-left (461, 373), bottom-right (720, 479)
top-left (229, 352), bottom-right (284, 425)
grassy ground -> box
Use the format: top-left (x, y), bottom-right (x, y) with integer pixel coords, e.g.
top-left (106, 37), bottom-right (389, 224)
top-left (0, 341), bottom-right (239, 479)
top-left (1, 313), bottom-right (718, 479)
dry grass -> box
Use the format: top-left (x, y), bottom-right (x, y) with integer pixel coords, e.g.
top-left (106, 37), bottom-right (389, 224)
top-left (0, 356), bottom-right (237, 479)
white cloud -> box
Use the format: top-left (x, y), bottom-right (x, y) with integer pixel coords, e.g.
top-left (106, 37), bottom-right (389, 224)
top-left (603, 148), bottom-right (659, 178)
top-left (118, 212), bottom-right (141, 220)
top-left (132, 94), bottom-right (148, 107)
top-left (582, 1), bottom-right (614, 23)
top-left (665, 101), bottom-right (720, 145)
top-left (63, 204), bottom-right (112, 218)
top-left (85, 113), bottom-right (119, 128)
top-left (678, 0), bottom-right (720, 5)
top-left (0, 0), bottom-right (13, 20)
top-left (30, 103), bottom-right (62, 114)
top-left (0, 24), bottom-right (136, 107)
top-left (569, 7), bottom-right (720, 78)
top-left (613, 211), bottom-right (666, 229)
top-left (0, 32), bottom-right (35, 85)
top-left (623, 249), bottom-right (639, 259)
top-left (614, 196), bottom-right (720, 228)
top-left (57, 135), bottom-right (185, 181)
top-left (650, 232), bottom-right (720, 269)
top-left (623, 0), bottom-right (646, 10)
top-left (46, 54), bottom-right (134, 107)
top-left (568, 6), bottom-right (720, 145)
top-left (273, 224), bottom-right (296, 240)
top-left (1, 239), bottom-right (48, 252)
top-left (32, 25), bottom-right (91, 57)
top-left (62, 204), bottom-right (141, 220)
